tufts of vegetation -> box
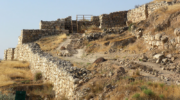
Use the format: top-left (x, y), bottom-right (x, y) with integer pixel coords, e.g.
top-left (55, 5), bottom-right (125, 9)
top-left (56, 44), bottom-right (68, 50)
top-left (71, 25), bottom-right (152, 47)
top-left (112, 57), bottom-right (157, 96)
top-left (132, 93), bottom-right (140, 99)
top-left (34, 72), bottom-right (42, 81)
top-left (143, 89), bottom-right (155, 96)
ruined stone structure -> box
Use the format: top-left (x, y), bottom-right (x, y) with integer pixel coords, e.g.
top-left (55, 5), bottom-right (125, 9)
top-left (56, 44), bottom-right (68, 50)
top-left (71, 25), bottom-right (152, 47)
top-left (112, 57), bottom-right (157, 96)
top-left (13, 43), bottom-right (87, 99)
top-left (99, 11), bottom-right (128, 29)
top-left (127, 1), bottom-right (179, 23)
top-left (91, 16), bottom-right (100, 26)
top-left (143, 31), bottom-right (180, 50)
top-left (20, 29), bottom-right (68, 43)
top-left (3, 1), bottom-right (180, 99)
top-left (127, 5), bottom-right (148, 23)
top-left (4, 48), bottom-right (15, 60)
top-left (4, 19), bottom-right (87, 99)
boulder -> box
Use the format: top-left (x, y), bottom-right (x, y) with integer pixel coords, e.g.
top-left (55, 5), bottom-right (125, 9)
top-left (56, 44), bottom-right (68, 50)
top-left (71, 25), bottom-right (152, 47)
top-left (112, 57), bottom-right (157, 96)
top-left (166, 54), bottom-right (173, 58)
top-left (60, 46), bottom-right (66, 50)
top-left (153, 54), bottom-right (164, 59)
top-left (161, 36), bottom-right (168, 43)
top-left (174, 28), bottom-right (180, 36)
top-left (93, 57), bottom-right (106, 64)
top-left (162, 58), bottom-right (168, 63)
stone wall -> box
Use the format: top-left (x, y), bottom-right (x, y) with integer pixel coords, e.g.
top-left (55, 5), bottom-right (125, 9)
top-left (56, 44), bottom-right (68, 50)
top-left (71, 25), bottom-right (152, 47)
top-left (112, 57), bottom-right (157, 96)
top-left (4, 48), bottom-right (15, 60)
top-left (99, 11), bottom-right (127, 29)
top-left (65, 16), bottom-right (72, 33)
top-left (72, 20), bottom-right (77, 33)
top-left (20, 29), bottom-right (69, 43)
top-left (12, 42), bottom-right (89, 99)
top-left (40, 16), bottom-right (73, 33)
top-left (40, 19), bottom-right (65, 30)
top-left (127, 2), bottom-right (180, 23)
top-left (91, 16), bottom-right (100, 27)
top-left (127, 4), bottom-right (148, 23)
top-left (143, 32), bottom-right (180, 50)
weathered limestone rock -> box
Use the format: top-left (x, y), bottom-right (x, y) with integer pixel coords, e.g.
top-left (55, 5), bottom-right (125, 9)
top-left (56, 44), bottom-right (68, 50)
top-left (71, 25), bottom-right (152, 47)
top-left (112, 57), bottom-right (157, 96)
top-left (166, 54), bottom-right (173, 58)
top-left (161, 36), bottom-right (168, 43)
top-left (174, 28), bottom-right (180, 36)
top-left (93, 57), bottom-right (106, 64)
top-left (153, 54), bottom-right (164, 59)
top-left (155, 33), bottom-right (162, 40)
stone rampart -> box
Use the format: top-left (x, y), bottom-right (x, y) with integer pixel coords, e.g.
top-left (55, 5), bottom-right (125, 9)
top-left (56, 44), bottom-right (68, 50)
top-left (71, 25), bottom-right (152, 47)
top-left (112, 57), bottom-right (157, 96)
top-left (65, 16), bottom-right (72, 33)
top-left (127, 2), bottom-right (180, 23)
top-left (91, 16), bottom-right (100, 27)
top-left (13, 42), bottom-right (88, 99)
top-left (40, 19), bottom-right (65, 30)
top-left (127, 4), bottom-right (148, 23)
top-left (20, 29), bottom-right (69, 43)
top-left (99, 11), bottom-right (127, 29)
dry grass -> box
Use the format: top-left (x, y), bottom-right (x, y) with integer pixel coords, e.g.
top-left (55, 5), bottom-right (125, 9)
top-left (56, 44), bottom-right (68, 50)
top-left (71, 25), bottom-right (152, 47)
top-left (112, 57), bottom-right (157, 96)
top-left (81, 25), bottom-right (103, 34)
top-left (109, 77), bottom-right (180, 100)
top-left (153, 3), bottom-right (180, 14)
top-left (35, 34), bottom-right (67, 51)
top-left (124, 38), bottom-right (148, 54)
top-left (0, 61), bottom-right (32, 87)
top-left (85, 33), bottom-right (135, 53)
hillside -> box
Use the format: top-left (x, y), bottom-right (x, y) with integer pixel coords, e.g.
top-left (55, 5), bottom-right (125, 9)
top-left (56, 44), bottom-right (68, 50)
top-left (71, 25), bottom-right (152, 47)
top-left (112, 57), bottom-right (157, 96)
top-left (2, 0), bottom-right (180, 100)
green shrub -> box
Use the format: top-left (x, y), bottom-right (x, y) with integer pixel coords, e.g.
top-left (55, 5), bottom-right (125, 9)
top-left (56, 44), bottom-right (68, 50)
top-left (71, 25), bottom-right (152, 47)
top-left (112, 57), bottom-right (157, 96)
top-left (140, 86), bottom-right (147, 91)
top-left (132, 93), bottom-right (140, 99)
top-left (159, 94), bottom-right (164, 99)
top-left (143, 89), bottom-right (154, 96)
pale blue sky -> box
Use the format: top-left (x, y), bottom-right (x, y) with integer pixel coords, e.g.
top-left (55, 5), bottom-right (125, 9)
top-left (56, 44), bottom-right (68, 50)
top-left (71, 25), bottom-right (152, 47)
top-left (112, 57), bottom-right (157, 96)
top-left (0, 0), bottom-right (152, 59)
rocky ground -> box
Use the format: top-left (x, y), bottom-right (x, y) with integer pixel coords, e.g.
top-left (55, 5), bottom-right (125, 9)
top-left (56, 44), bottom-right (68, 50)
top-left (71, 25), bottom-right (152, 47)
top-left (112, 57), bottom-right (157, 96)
top-left (43, 29), bottom-right (180, 99)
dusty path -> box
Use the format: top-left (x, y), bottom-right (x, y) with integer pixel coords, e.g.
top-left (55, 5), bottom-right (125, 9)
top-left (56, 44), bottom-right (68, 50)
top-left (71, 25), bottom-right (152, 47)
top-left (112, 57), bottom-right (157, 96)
top-left (56, 37), bottom-right (71, 50)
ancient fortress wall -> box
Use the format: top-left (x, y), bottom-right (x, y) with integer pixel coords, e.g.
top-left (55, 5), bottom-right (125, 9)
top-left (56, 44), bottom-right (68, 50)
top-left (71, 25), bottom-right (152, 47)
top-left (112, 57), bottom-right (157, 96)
top-left (127, 4), bottom-right (148, 23)
top-left (99, 11), bottom-right (127, 29)
top-left (14, 42), bottom-right (85, 99)
top-left (20, 29), bottom-right (68, 43)
top-left (40, 16), bottom-right (72, 33)
top-left (40, 19), bottom-right (65, 30)
top-left (127, 2), bottom-right (177, 23)
top-left (91, 16), bottom-right (100, 26)
top-left (3, 16), bottom-right (84, 99)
